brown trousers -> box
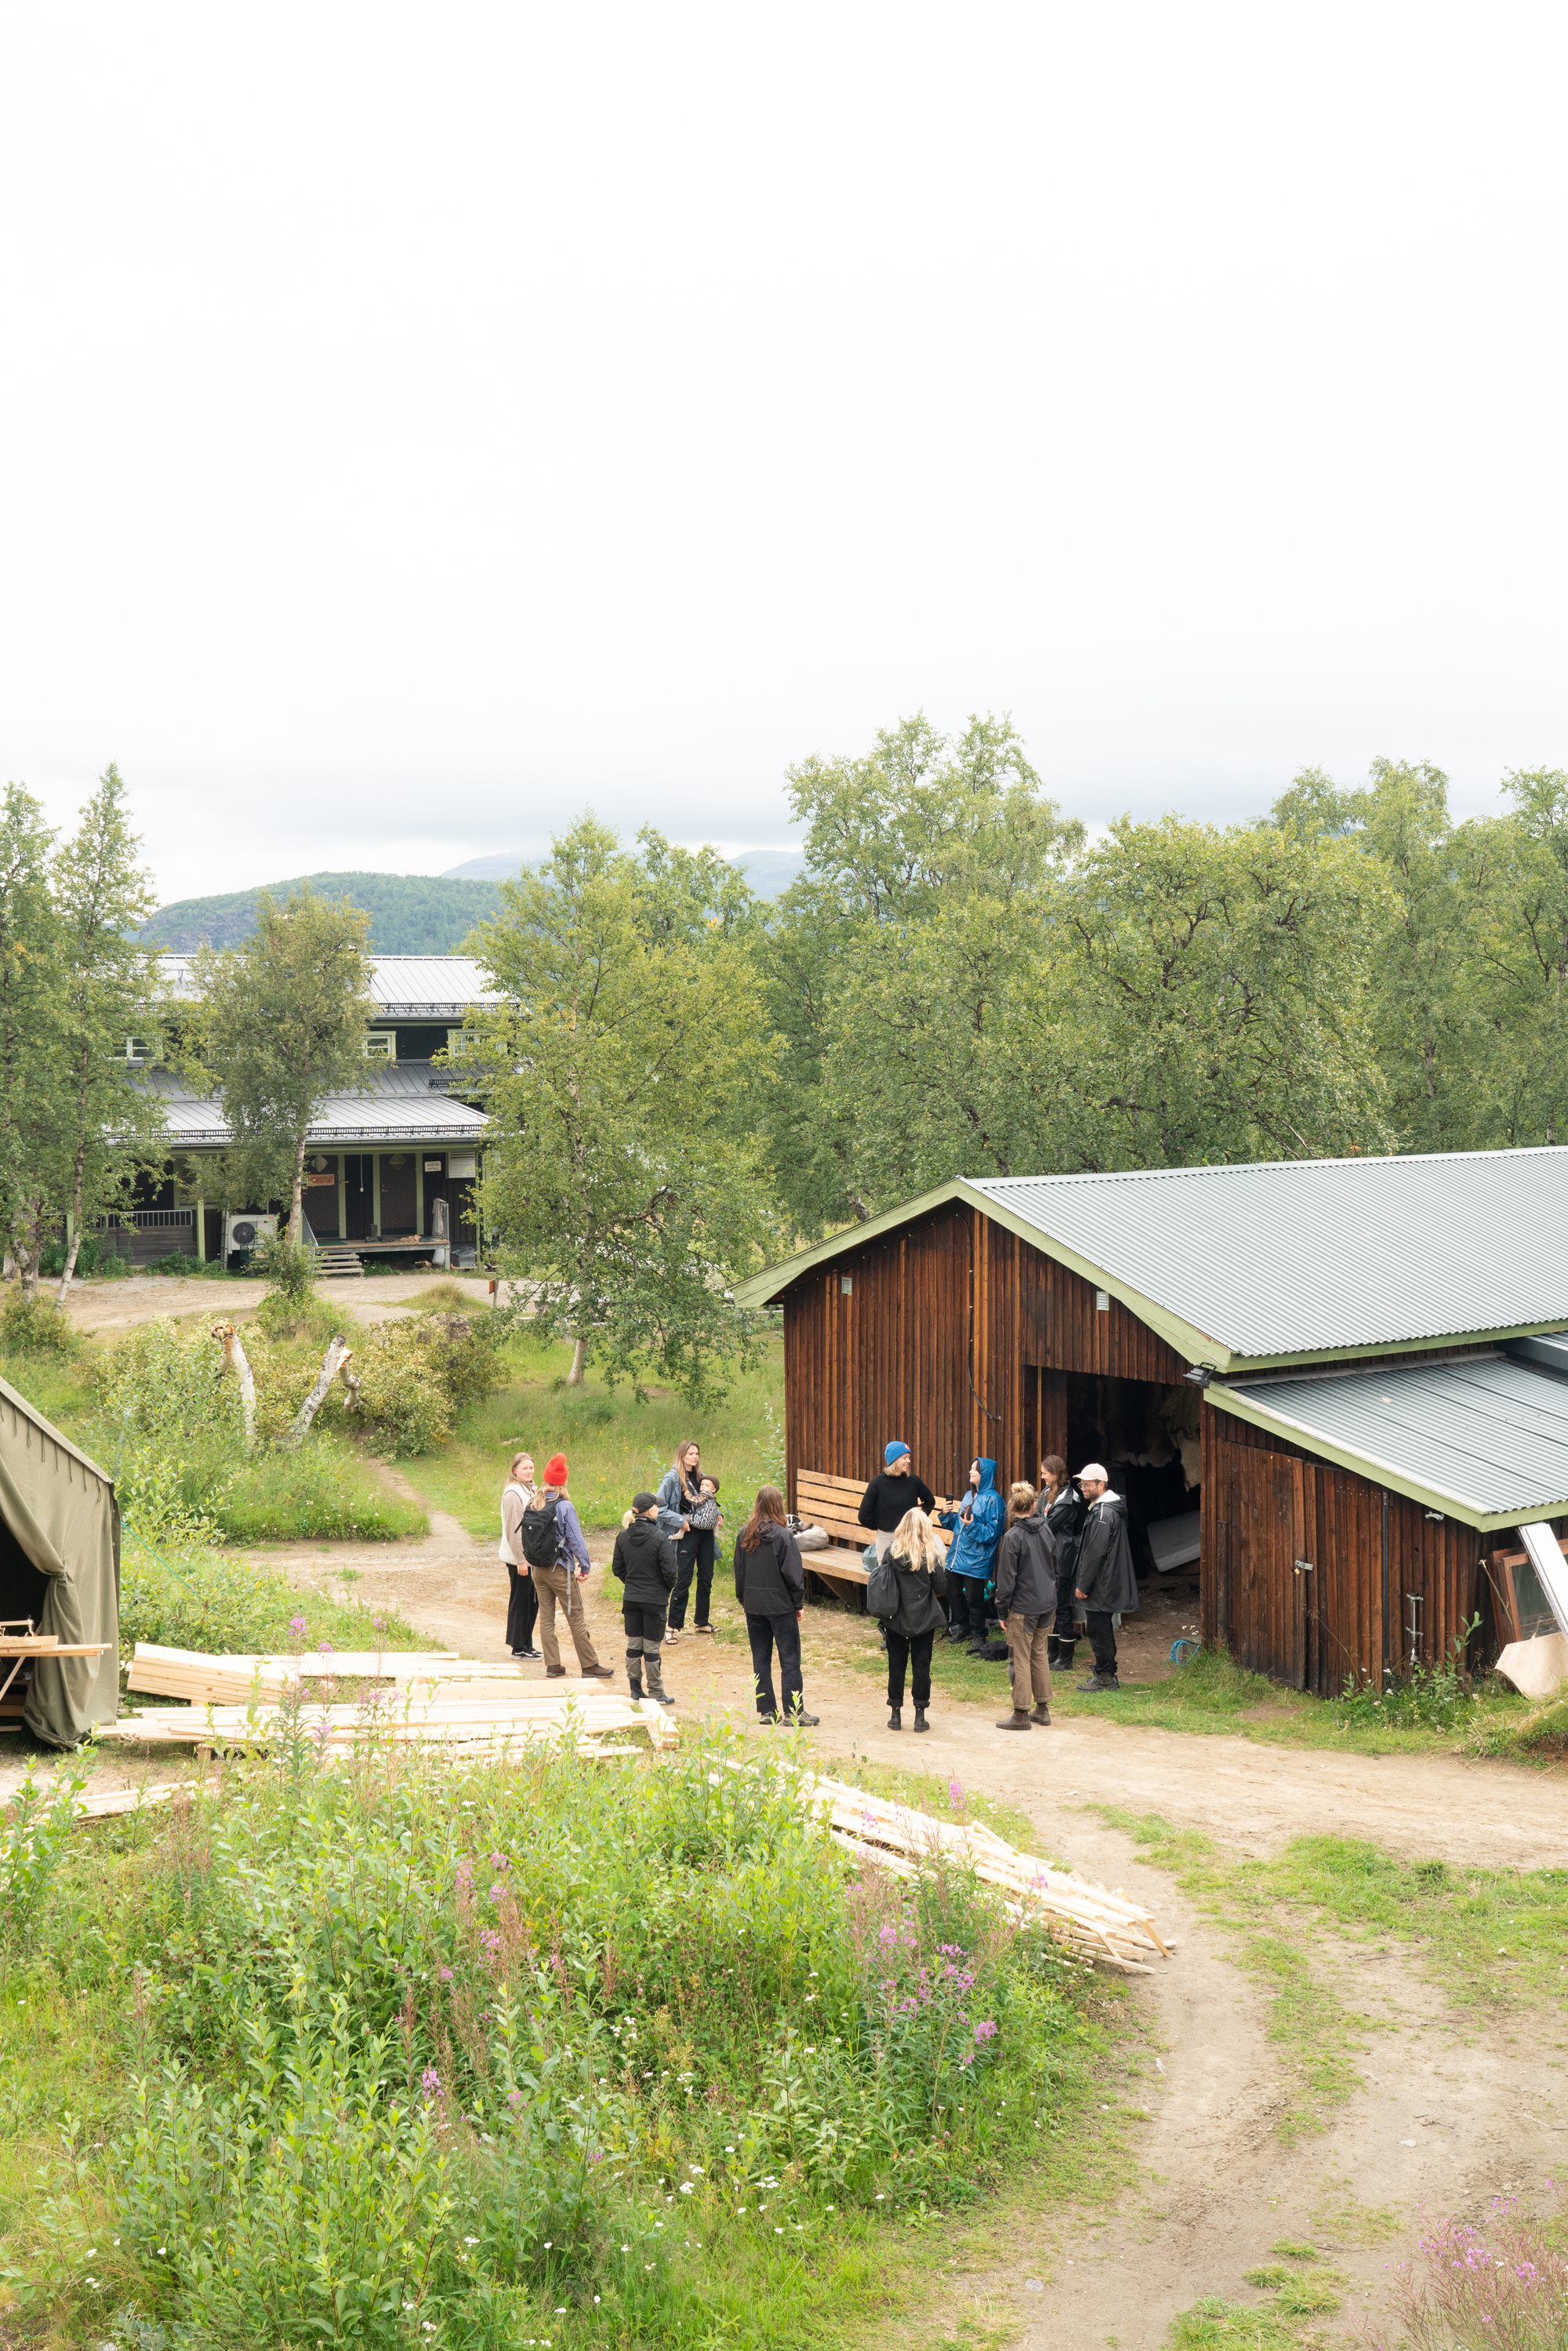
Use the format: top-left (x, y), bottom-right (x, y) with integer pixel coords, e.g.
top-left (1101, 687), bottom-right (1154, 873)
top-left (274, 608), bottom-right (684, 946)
top-left (534, 1562), bottom-right (601, 1674)
top-left (1006, 1612), bottom-right (1052, 1709)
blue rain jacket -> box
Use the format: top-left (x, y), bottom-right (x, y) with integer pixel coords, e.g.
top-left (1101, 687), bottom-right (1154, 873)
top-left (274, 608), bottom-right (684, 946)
top-left (940, 1458), bottom-right (1005, 1585)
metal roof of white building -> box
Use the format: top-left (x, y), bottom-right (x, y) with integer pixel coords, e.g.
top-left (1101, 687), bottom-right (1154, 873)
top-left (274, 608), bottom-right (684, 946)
top-left (147, 1065), bottom-right (488, 1148)
top-left (1215, 1351), bottom-right (1568, 1528)
top-left (154, 952), bottom-right (498, 1018)
top-left (738, 1148), bottom-right (1568, 1368)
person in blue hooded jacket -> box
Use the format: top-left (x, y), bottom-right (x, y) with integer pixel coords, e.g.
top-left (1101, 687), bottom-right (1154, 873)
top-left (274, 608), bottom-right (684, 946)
top-left (938, 1457), bottom-right (1004, 1645)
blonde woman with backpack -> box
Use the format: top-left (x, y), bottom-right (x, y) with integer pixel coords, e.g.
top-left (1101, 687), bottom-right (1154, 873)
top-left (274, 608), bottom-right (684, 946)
top-left (499, 1452), bottom-right (542, 1660)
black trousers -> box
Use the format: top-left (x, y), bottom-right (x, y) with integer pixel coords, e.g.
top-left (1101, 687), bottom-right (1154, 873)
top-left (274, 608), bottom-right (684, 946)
top-left (1051, 1581), bottom-right (1079, 1656)
top-left (947, 1573), bottom-right (989, 1639)
top-left (886, 1629), bottom-right (934, 1707)
top-left (670, 1529), bottom-right (715, 1629)
top-left (1085, 1609), bottom-right (1119, 1677)
top-left (505, 1564), bottom-right (538, 1653)
top-left (746, 1609), bottom-right (803, 1718)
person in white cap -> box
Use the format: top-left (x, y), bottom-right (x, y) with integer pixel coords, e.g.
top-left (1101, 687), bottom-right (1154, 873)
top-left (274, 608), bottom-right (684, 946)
top-left (1073, 1464), bottom-right (1138, 1690)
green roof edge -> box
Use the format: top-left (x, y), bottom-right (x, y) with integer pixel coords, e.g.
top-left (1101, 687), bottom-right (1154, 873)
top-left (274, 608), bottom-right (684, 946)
top-left (1207, 1380), bottom-right (1558, 1534)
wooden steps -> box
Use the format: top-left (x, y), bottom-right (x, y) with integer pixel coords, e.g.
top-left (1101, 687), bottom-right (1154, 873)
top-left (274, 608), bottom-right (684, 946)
top-left (313, 1245), bottom-right (365, 1279)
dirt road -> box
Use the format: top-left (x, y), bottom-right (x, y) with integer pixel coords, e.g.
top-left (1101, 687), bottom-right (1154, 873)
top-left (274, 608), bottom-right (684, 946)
top-left (57, 1267), bottom-right (492, 1336)
top-left (256, 1514), bottom-right (1567, 2349)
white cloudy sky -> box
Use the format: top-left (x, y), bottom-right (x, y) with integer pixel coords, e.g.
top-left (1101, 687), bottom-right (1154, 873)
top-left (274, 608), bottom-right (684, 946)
top-left (2, 3), bottom-right (1565, 902)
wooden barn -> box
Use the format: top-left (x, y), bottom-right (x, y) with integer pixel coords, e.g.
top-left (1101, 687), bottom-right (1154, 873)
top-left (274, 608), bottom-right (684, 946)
top-left (735, 1150), bottom-right (1568, 1694)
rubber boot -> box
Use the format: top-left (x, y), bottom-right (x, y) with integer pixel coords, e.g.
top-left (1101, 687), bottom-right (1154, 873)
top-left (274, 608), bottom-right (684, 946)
top-left (644, 1649), bottom-right (674, 1707)
top-left (1056, 1640), bottom-right (1076, 1673)
top-left (1031, 1702), bottom-right (1051, 1725)
top-left (887, 1706), bottom-right (902, 1731)
top-left (625, 1644), bottom-right (644, 1700)
top-left (913, 1704), bottom-right (929, 1733)
top-left (627, 1674), bottom-right (645, 1700)
top-left (996, 1707), bottom-right (1033, 1730)
top-left (1046, 1637), bottom-right (1062, 1668)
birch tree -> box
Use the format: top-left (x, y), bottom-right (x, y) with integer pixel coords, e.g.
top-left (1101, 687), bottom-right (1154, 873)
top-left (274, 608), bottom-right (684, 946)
top-left (465, 817), bottom-right (781, 1402)
top-left (187, 887), bottom-right (375, 1243)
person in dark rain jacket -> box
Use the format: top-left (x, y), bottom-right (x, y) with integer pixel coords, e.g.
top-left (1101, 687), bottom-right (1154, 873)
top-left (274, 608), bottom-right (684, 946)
top-left (880, 1506), bottom-right (948, 1733)
top-left (735, 1485), bottom-right (820, 1727)
top-left (1039, 1455), bottom-right (1087, 1673)
top-left (939, 1457), bottom-right (1005, 1646)
top-left (1073, 1464), bottom-right (1139, 1692)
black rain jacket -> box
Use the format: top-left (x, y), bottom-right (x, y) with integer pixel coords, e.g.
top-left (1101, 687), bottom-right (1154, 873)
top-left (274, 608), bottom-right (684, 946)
top-left (612, 1515), bottom-right (678, 1609)
top-left (993, 1512), bottom-right (1058, 1618)
top-left (735, 1520), bottom-right (806, 1616)
top-left (1074, 1490), bottom-right (1140, 1615)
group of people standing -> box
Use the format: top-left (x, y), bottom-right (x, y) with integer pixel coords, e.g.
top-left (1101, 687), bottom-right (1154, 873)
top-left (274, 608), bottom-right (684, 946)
top-left (497, 1434), bottom-right (1138, 1736)
top-left (857, 1441), bottom-right (1140, 1732)
top-left (499, 1443), bottom-right (822, 1725)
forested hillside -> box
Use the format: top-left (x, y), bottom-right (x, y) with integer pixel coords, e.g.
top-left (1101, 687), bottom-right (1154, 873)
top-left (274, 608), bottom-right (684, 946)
top-left (142, 870), bottom-right (503, 952)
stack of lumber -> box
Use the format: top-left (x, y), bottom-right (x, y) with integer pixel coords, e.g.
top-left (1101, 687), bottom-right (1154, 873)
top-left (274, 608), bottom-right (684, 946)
top-left (108, 1666), bottom-right (679, 1755)
top-left (799, 1775), bottom-right (1171, 1975)
top-left (126, 1643), bottom-right (473, 1703)
top-left (74, 1780), bottom-right (199, 1821)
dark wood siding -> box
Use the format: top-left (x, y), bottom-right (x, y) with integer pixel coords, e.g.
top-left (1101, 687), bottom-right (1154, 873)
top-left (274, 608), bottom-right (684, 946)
top-left (1203, 1400), bottom-right (1486, 1692)
top-left (782, 1203), bottom-right (1192, 1507)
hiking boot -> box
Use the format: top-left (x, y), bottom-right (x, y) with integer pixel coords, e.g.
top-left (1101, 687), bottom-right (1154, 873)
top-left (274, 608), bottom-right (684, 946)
top-left (945, 1627), bottom-right (964, 1643)
top-left (912, 1704), bottom-right (929, 1733)
top-left (1076, 1674), bottom-right (1120, 1693)
top-left (788, 1710), bottom-right (822, 1728)
top-left (546, 1666), bottom-right (568, 1678)
top-left (887, 1706), bottom-right (902, 1731)
top-left (1031, 1703), bottom-right (1051, 1725)
top-left (996, 1708), bottom-right (1032, 1730)
top-left (585, 1665), bottom-right (615, 1682)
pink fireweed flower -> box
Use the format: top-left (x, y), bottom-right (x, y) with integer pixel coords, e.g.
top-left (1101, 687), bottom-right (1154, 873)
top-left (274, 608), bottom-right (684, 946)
top-left (421, 2068), bottom-right (442, 2097)
top-left (973, 2019), bottom-right (998, 2041)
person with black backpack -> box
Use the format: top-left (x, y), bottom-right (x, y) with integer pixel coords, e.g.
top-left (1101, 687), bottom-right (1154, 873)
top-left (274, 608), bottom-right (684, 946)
top-left (522, 1453), bottom-right (614, 1682)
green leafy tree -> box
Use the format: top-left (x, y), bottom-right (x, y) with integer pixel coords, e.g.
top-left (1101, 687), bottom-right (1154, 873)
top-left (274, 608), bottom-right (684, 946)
top-left (0, 785), bottom-right (69, 1293)
top-left (52, 766), bottom-right (165, 1300)
top-left (1471, 767), bottom-right (1568, 1146)
top-left (1272, 760), bottom-right (1490, 1153)
top-left (1059, 815), bottom-right (1396, 1167)
top-left (760, 712), bottom-right (1082, 1232)
top-left (186, 887), bottom-right (376, 1243)
top-left (464, 817), bottom-right (781, 1401)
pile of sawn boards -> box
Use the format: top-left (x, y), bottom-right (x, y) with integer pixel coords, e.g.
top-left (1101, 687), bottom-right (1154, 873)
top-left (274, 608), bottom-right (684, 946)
top-left (110, 1642), bottom-right (679, 1754)
top-left (799, 1774), bottom-right (1172, 1973)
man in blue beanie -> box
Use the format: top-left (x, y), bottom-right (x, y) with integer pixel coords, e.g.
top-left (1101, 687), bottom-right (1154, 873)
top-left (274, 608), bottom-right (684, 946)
top-left (858, 1441), bottom-right (937, 1559)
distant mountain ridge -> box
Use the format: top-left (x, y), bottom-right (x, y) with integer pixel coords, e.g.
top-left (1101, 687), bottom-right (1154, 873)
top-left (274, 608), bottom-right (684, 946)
top-left (140, 872), bottom-right (503, 953)
top-left (143, 846), bottom-right (810, 952)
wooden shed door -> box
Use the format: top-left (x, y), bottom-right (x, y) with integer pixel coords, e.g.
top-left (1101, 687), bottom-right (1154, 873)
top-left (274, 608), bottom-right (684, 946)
top-left (1220, 1443), bottom-right (1319, 1689)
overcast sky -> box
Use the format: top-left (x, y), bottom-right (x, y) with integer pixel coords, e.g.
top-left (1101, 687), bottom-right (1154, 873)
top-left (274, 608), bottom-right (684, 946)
top-left (2, 3), bottom-right (1564, 902)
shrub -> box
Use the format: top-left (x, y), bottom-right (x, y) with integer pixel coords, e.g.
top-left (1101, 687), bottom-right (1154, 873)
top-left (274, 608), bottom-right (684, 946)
top-left (256, 1229), bottom-right (316, 1307)
top-left (24, 1732), bottom-right (1098, 2348)
top-left (38, 1235), bottom-right (104, 1278)
top-left (1381, 2204), bottom-right (1568, 2348)
top-left (118, 1533), bottom-right (424, 1654)
top-left (147, 1251), bottom-right (209, 1278)
top-left (0, 1290), bottom-right (82, 1358)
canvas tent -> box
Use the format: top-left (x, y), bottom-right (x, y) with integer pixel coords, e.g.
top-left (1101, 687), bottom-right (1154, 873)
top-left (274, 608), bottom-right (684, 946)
top-left (0, 1374), bottom-right (118, 1746)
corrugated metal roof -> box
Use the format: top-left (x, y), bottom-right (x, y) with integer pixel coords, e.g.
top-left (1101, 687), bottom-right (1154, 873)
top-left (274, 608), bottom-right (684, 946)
top-left (147, 1064), bottom-right (488, 1148)
top-left (972, 1149), bottom-right (1568, 1361)
top-left (1218, 1352), bottom-right (1568, 1526)
top-left (153, 952), bottom-right (497, 1015)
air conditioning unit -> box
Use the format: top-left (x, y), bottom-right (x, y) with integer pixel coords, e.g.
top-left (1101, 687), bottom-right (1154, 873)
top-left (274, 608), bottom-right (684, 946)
top-left (224, 1212), bottom-right (278, 1259)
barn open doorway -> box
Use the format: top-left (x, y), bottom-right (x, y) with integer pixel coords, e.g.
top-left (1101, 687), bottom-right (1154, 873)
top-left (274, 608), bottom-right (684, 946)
top-left (1024, 1367), bottom-right (1201, 1585)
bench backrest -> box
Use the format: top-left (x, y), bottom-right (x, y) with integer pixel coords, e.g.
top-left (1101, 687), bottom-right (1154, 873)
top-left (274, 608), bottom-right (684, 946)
top-left (795, 1468), bottom-right (950, 1551)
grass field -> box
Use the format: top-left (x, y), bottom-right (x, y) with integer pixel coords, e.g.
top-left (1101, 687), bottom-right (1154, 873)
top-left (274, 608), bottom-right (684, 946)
top-left (410, 1328), bottom-right (787, 1533)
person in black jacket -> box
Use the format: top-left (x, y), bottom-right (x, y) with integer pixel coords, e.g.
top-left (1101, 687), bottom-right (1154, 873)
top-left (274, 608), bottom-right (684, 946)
top-left (612, 1492), bottom-right (678, 1706)
top-left (858, 1442), bottom-right (938, 1559)
top-left (735, 1484), bottom-right (819, 1726)
top-left (1073, 1464), bottom-right (1139, 1692)
top-left (1040, 1455), bottom-right (1086, 1673)
top-left (881, 1507), bottom-right (948, 1732)
top-left (993, 1481), bottom-right (1058, 1729)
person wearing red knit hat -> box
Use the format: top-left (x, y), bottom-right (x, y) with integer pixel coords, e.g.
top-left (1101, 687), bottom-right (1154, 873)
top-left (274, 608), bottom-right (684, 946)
top-left (517, 1452), bottom-right (612, 1682)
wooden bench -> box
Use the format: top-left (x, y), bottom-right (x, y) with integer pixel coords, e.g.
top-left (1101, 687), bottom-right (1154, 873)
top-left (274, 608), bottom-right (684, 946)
top-left (794, 1469), bottom-right (950, 1609)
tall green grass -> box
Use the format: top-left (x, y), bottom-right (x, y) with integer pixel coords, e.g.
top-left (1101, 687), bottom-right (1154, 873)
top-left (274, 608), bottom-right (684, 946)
top-left (412, 1329), bottom-right (787, 1532)
top-left (9, 1724), bottom-right (1117, 2351)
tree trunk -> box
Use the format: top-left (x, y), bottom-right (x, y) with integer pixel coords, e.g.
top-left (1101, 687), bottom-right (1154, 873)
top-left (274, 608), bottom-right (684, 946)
top-left (285, 1336), bottom-right (351, 1448)
top-left (289, 1137), bottom-right (307, 1246)
top-left (213, 1322), bottom-right (258, 1449)
top-left (55, 1134), bottom-right (89, 1307)
top-left (16, 1202), bottom-right (44, 1300)
top-left (568, 1333), bottom-right (588, 1385)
